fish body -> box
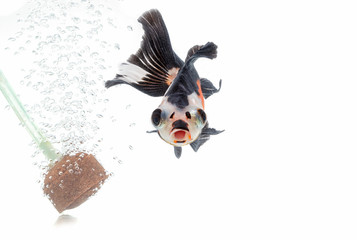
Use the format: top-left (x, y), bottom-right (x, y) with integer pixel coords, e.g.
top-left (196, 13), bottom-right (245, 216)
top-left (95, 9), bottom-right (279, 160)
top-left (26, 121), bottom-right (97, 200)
top-left (106, 9), bottom-right (223, 158)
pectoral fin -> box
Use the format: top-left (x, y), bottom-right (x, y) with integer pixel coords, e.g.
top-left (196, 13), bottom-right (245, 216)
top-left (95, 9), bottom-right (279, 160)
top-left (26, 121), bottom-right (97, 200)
top-left (200, 78), bottom-right (222, 99)
top-left (190, 124), bottom-right (224, 152)
top-left (146, 130), bottom-right (158, 134)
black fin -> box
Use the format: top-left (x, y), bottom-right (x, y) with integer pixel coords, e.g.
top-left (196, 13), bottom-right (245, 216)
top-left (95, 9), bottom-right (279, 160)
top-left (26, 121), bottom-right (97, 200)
top-left (174, 146), bottom-right (182, 158)
top-left (200, 78), bottom-right (222, 99)
top-left (146, 130), bottom-right (158, 133)
top-left (185, 42), bottom-right (217, 65)
top-left (165, 42), bottom-right (218, 100)
top-left (105, 74), bottom-right (127, 88)
top-left (185, 45), bottom-right (202, 62)
top-left (105, 9), bottom-right (183, 97)
top-left (190, 124), bottom-right (224, 152)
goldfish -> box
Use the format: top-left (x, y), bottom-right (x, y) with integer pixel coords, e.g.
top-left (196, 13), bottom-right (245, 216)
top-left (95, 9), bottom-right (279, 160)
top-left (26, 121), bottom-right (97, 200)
top-left (106, 9), bottom-right (223, 158)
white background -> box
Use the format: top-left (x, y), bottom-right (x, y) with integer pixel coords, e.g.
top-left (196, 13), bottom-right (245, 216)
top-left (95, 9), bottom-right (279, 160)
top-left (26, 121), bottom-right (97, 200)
top-left (1, 0), bottom-right (357, 239)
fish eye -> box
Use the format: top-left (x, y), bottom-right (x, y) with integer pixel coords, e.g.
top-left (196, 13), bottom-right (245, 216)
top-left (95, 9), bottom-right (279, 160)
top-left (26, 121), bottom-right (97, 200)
top-left (197, 108), bottom-right (207, 123)
top-left (151, 108), bottom-right (162, 127)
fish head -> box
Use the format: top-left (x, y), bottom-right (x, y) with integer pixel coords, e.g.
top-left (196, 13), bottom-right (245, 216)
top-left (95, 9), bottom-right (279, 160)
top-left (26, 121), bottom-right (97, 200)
top-left (151, 103), bottom-right (207, 147)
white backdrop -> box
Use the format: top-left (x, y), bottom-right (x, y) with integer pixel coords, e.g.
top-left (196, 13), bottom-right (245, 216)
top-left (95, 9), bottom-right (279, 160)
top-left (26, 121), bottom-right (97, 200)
top-left (1, 0), bottom-right (357, 239)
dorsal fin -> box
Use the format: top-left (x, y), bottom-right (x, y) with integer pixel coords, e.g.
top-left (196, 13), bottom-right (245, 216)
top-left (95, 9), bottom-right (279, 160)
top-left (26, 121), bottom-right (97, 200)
top-left (105, 9), bottom-right (183, 96)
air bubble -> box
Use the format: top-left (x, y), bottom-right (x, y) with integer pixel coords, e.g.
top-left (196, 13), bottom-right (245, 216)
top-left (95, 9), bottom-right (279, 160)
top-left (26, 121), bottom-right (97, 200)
top-left (66, 25), bottom-right (79, 32)
top-left (45, 71), bottom-right (54, 76)
top-left (15, 0), bottom-right (124, 175)
top-left (15, 32), bottom-right (23, 38)
top-left (65, 92), bottom-right (73, 99)
top-left (57, 55), bottom-right (69, 63)
top-left (90, 52), bottom-right (99, 58)
top-left (113, 156), bottom-right (122, 164)
top-left (37, 41), bottom-right (48, 50)
top-left (72, 17), bottom-right (81, 23)
top-left (59, 72), bottom-right (68, 79)
top-left (95, 10), bottom-right (102, 17)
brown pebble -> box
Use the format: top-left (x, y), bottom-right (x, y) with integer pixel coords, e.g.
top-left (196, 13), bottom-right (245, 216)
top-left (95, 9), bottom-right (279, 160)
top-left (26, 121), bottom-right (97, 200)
top-left (43, 152), bottom-right (108, 213)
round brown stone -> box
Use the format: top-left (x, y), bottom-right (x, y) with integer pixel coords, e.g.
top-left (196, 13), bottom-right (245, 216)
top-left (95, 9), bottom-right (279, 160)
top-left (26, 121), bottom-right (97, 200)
top-left (43, 152), bottom-right (108, 213)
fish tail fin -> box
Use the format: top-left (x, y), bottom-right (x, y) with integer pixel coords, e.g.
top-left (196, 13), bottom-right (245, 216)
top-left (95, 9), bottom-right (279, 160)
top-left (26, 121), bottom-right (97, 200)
top-left (105, 74), bottom-right (125, 88)
top-left (105, 9), bottom-right (183, 97)
top-left (137, 9), bottom-right (181, 69)
top-left (185, 42), bottom-right (217, 65)
top-left (164, 42), bottom-right (219, 99)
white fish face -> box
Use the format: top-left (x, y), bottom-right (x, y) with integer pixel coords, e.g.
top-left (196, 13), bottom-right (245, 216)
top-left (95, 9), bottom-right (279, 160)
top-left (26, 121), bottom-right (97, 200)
top-left (151, 95), bottom-right (207, 146)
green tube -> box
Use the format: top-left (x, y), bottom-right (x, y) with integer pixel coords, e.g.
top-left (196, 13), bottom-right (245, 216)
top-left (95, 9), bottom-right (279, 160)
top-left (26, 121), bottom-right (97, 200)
top-left (0, 70), bottom-right (61, 163)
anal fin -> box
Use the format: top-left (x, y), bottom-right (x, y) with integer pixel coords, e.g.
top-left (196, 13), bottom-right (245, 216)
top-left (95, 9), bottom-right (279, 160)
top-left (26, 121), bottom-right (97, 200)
top-left (174, 146), bottom-right (182, 158)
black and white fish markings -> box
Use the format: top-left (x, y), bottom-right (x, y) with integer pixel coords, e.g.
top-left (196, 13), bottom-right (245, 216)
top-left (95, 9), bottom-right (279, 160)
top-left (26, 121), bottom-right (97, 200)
top-left (106, 9), bottom-right (223, 158)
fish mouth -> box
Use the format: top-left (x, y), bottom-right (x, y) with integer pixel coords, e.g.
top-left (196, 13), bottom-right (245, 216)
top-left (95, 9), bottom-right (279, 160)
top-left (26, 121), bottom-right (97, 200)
top-left (171, 127), bottom-right (191, 143)
top-left (170, 120), bottom-right (191, 144)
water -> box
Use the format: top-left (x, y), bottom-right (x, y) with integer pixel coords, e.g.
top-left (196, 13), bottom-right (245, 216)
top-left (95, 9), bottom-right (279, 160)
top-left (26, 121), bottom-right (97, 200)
top-left (3, 0), bottom-right (131, 175)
